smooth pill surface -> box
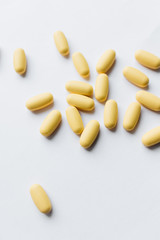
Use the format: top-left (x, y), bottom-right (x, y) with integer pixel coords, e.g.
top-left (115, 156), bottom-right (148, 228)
top-left (53, 31), bottom-right (69, 56)
top-left (30, 184), bottom-right (52, 213)
top-left (72, 52), bottom-right (90, 78)
top-left (142, 126), bottom-right (160, 147)
top-left (136, 90), bottom-right (160, 111)
top-left (80, 120), bottom-right (100, 149)
top-left (123, 102), bottom-right (141, 131)
top-left (26, 93), bottom-right (53, 111)
top-left (40, 110), bottom-right (62, 137)
top-left (96, 49), bottom-right (116, 73)
top-left (66, 94), bottom-right (94, 111)
top-left (66, 106), bottom-right (84, 134)
top-left (13, 48), bottom-right (26, 75)
top-left (65, 81), bottom-right (93, 96)
top-left (135, 50), bottom-right (160, 70)
top-left (104, 100), bottom-right (118, 129)
top-left (123, 66), bottom-right (149, 88)
top-left (95, 73), bottom-right (109, 102)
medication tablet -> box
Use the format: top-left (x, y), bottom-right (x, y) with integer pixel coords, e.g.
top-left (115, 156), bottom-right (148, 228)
top-left (135, 50), bottom-right (160, 70)
top-left (123, 102), bottom-right (141, 131)
top-left (136, 90), bottom-right (160, 111)
top-left (30, 184), bottom-right (52, 214)
top-left (53, 31), bottom-right (69, 56)
top-left (95, 73), bottom-right (109, 102)
top-left (72, 52), bottom-right (90, 78)
top-left (123, 66), bottom-right (149, 88)
top-left (66, 94), bottom-right (94, 111)
top-left (26, 93), bottom-right (53, 111)
top-left (142, 126), bottom-right (160, 147)
top-left (65, 80), bottom-right (93, 96)
top-left (104, 100), bottom-right (118, 129)
top-left (66, 106), bottom-right (84, 134)
top-left (40, 110), bottom-right (62, 137)
top-left (13, 48), bottom-right (26, 75)
top-left (80, 120), bottom-right (100, 149)
top-left (96, 49), bottom-right (116, 73)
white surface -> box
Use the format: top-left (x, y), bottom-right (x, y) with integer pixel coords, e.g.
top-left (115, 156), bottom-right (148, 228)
top-left (0, 0), bottom-right (160, 239)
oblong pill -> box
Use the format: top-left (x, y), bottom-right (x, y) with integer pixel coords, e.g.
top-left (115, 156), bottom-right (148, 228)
top-left (136, 90), bottom-right (160, 111)
top-left (30, 184), bottom-right (52, 214)
top-left (13, 48), bottom-right (27, 75)
top-left (53, 31), bottom-right (69, 56)
top-left (66, 106), bottom-right (84, 134)
top-left (95, 73), bottom-right (109, 102)
top-left (80, 120), bottom-right (100, 148)
top-left (123, 66), bottom-right (149, 88)
top-left (123, 102), bottom-right (141, 131)
top-left (72, 52), bottom-right (90, 78)
top-left (142, 126), bottom-right (160, 147)
top-left (96, 49), bottom-right (116, 73)
top-left (135, 50), bottom-right (160, 70)
top-left (26, 93), bottom-right (53, 111)
top-left (65, 80), bottom-right (93, 96)
top-left (40, 110), bottom-right (62, 137)
top-left (104, 100), bottom-right (118, 129)
top-left (66, 94), bottom-right (94, 111)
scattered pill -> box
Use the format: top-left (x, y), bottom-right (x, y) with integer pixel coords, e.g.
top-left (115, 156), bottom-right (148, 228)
top-left (136, 90), bottom-right (160, 112)
top-left (13, 48), bottom-right (26, 75)
top-left (66, 106), bottom-right (84, 134)
top-left (26, 93), bottom-right (53, 111)
top-left (142, 126), bottom-right (160, 147)
top-left (96, 49), bottom-right (116, 73)
top-left (53, 31), bottom-right (69, 56)
top-left (65, 80), bottom-right (93, 96)
top-left (72, 52), bottom-right (90, 78)
top-left (67, 94), bottom-right (94, 111)
top-left (95, 73), bottom-right (109, 102)
top-left (135, 50), bottom-right (160, 70)
top-left (104, 100), bottom-right (118, 129)
top-left (123, 102), bottom-right (141, 131)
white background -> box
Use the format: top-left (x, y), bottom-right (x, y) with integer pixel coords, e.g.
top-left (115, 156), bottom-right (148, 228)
top-left (0, 0), bottom-right (160, 239)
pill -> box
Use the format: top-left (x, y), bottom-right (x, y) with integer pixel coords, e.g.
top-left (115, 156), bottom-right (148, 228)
top-left (40, 110), bottom-right (62, 137)
top-left (30, 184), bottom-right (52, 214)
top-left (95, 73), bottom-right (109, 102)
top-left (66, 94), bottom-right (94, 111)
top-left (123, 66), bottom-right (149, 88)
top-left (66, 106), bottom-right (84, 134)
top-left (13, 48), bottom-right (27, 75)
top-left (72, 52), bottom-right (90, 78)
top-left (26, 93), bottom-right (53, 111)
top-left (65, 80), bottom-right (93, 96)
top-left (53, 31), bottom-right (69, 56)
top-left (123, 102), bottom-right (141, 131)
top-left (104, 100), bottom-right (118, 129)
top-left (96, 49), bottom-right (116, 73)
top-left (136, 90), bottom-right (160, 111)
top-left (135, 50), bottom-right (160, 70)
top-left (142, 126), bottom-right (160, 147)
top-left (80, 120), bottom-right (100, 148)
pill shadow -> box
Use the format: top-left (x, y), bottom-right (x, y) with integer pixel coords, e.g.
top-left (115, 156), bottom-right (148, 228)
top-left (64, 52), bottom-right (70, 59)
top-left (32, 103), bottom-right (54, 115)
top-left (106, 59), bottom-right (116, 75)
top-left (107, 122), bottom-right (118, 132)
top-left (47, 121), bottom-right (62, 140)
top-left (85, 131), bottom-right (100, 152)
top-left (145, 142), bottom-right (160, 150)
top-left (46, 208), bottom-right (53, 217)
top-left (20, 55), bottom-right (29, 78)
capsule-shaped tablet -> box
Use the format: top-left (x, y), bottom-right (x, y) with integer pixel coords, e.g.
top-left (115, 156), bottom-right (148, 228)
top-left (135, 50), bottom-right (160, 70)
top-left (66, 94), bottom-right (94, 111)
top-left (66, 106), bottom-right (84, 134)
top-left (53, 31), bottom-right (69, 56)
top-left (65, 81), bottom-right (93, 96)
top-left (26, 93), bottom-right (53, 111)
top-left (95, 74), bottom-right (109, 102)
top-left (123, 102), bottom-right (141, 131)
top-left (40, 110), bottom-right (61, 137)
top-left (142, 126), bottom-right (160, 147)
top-left (13, 48), bottom-right (27, 75)
top-left (104, 100), bottom-right (118, 129)
top-left (123, 66), bottom-right (149, 88)
top-left (96, 49), bottom-right (116, 73)
top-left (136, 90), bottom-right (160, 112)
top-left (30, 184), bottom-right (52, 214)
top-left (72, 52), bottom-right (90, 78)
top-left (80, 120), bottom-right (100, 148)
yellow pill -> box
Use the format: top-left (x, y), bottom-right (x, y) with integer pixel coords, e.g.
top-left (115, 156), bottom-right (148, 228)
top-left (66, 106), bottom-right (84, 134)
top-left (40, 110), bottom-right (62, 137)
top-left (123, 66), bottom-right (149, 88)
top-left (13, 48), bottom-right (27, 75)
top-left (136, 90), bottom-right (160, 112)
top-left (123, 102), bottom-right (141, 131)
top-left (30, 184), bottom-right (52, 214)
top-left (53, 31), bottom-right (69, 56)
top-left (95, 73), bottom-right (109, 102)
top-left (66, 94), bottom-right (94, 111)
top-left (104, 100), bottom-right (118, 129)
top-left (142, 126), bottom-right (160, 147)
top-left (135, 50), bottom-right (160, 70)
top-left (80, 120), bottom-right (100, 149)
top-left (72, 52), bottom-right (90, 78)
top-left (96, 49), bottom-right (116, 73)
top-left (26, 93), bottom-right (53, 111)
top-left (65, 80), bottom-right (93, 96)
